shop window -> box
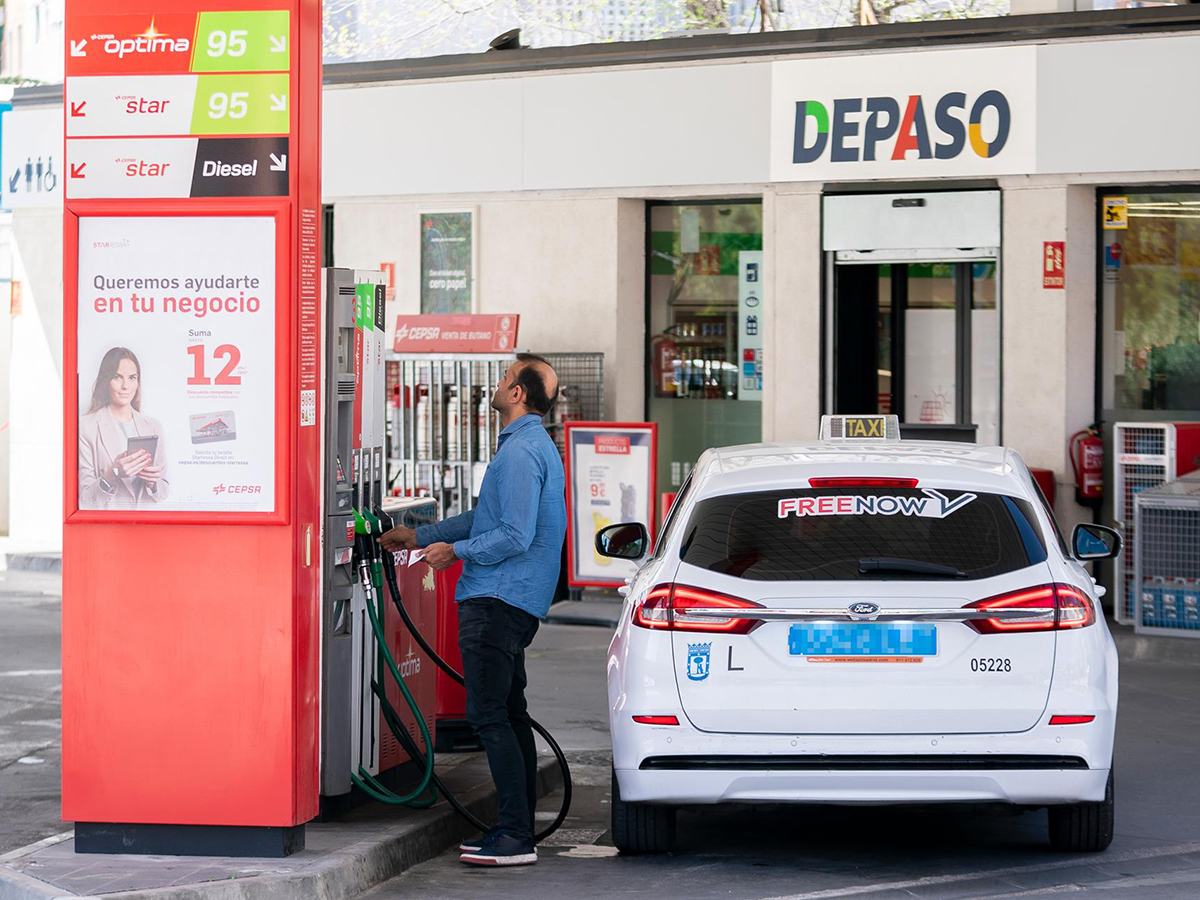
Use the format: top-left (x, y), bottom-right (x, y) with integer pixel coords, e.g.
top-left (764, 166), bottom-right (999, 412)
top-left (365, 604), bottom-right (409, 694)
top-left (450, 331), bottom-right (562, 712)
top-left (646, 202), bottom-right (763, 495)
top-left (1101, 192), bottom-right (1200, 412)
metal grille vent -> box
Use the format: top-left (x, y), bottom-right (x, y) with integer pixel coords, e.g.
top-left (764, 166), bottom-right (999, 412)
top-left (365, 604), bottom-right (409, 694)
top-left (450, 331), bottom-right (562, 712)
top-left (1114, 423), bottom-right (1177, 624)
top-left (538, 352), bottom-right (605, 455)
top-left (1135, 472), bottom-right (1200, 637)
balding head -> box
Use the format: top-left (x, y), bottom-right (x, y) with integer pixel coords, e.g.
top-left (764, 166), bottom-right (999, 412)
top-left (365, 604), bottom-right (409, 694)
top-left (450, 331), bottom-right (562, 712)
top-left (513, 353), bottom-right (558, 416)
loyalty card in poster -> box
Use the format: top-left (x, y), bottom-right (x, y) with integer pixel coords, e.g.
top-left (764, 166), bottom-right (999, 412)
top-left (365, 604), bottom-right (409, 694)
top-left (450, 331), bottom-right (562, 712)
top-left (738, 251), bottom-right (764, 401)
top-left (566, 423), bottom-right (657, 588)
top-left (420, 210), bottom-right (475, 314)
top-left (76, 215), bottom-right (276, 513)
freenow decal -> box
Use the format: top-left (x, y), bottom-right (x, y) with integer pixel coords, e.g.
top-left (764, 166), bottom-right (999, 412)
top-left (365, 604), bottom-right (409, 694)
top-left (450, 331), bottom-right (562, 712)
top-left (777, 489), bottom-right (977, 519)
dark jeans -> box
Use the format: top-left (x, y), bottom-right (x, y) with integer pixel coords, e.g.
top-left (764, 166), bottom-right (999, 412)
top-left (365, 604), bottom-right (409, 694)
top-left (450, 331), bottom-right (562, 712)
top-left (457, 597), bottom-right (540, 842)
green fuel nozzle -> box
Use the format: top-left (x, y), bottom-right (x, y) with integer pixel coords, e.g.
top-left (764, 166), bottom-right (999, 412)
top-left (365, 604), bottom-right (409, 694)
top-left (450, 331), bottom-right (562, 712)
top-left (355, 507), bottom-right (384, 588)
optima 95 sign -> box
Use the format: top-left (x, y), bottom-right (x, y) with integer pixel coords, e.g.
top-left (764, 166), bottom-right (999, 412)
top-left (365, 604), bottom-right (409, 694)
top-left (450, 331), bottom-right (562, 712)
top-left (769, 47), bottom-right (1035, 181)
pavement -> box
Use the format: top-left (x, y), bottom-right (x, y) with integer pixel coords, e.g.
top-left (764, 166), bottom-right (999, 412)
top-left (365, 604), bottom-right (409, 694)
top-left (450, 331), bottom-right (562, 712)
top-left (1, 754), bottom-right (563, 900)
top-left (8, 578), bottom-right (1200, 899)
top-left (0, 568), bottom-right (63, 856)
top-left (0, 568), bottom-right (569, 900)
top-left (362, 599), bottom-right (1200, 900)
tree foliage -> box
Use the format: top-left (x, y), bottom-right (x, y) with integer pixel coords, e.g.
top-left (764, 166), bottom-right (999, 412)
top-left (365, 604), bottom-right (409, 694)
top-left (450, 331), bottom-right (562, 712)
top-left (322, 0), bottom-right (1010, 62)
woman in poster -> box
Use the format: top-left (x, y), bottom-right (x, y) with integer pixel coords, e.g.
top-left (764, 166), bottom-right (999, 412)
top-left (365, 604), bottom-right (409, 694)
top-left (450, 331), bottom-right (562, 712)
top-left (78, 347), bottom-right (170, 509)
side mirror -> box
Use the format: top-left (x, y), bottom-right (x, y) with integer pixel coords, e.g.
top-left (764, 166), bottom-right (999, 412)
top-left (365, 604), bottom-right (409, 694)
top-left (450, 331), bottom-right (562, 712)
top-left (595, 522), bottom-right (650, 561)
top-left (1072, 523), bottom-right (1122, 561)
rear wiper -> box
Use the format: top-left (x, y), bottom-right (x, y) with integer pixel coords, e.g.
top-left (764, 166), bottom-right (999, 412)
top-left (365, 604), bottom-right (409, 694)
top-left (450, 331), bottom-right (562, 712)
top-left (858, 557), bottom-right (967, 578)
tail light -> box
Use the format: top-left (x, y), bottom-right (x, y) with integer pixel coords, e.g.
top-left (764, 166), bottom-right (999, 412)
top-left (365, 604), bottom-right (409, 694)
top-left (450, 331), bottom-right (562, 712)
top-left (964, 583), bottom-right (1096, 634)
top-left (808, 477), bottom-right (919, 488)
top-left (632, 583), bottom-right (764, 635)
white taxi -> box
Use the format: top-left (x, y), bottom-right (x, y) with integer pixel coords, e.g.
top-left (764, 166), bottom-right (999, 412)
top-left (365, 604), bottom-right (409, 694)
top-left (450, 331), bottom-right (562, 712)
top-left (597, 416), bottom-right (1120, 855)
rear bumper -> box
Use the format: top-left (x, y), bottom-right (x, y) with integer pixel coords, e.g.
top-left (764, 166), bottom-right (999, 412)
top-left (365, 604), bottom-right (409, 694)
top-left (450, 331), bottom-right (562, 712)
top-left (615, 765), bottom-right (1110, 806)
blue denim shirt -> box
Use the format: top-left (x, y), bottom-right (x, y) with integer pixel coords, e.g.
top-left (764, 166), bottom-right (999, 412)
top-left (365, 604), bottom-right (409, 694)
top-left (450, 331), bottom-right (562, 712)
top-left (415, 414), bottom-right (566, 619)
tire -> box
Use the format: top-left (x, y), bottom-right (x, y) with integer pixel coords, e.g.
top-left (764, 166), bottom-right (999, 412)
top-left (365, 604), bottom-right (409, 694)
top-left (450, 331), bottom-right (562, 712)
top-left (1048, 768), bottom-right (1114, 852)
top-left (611, 768), bottom-right (676, 855)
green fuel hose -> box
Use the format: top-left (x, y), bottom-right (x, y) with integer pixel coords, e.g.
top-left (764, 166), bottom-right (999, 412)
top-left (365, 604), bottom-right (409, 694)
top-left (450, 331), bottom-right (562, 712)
top-left (348, 511), bottom-right (573, 843)
top-left (377, 536), bottom-right (573, 843)
top-left (349, 533), bottom-right (438, 808)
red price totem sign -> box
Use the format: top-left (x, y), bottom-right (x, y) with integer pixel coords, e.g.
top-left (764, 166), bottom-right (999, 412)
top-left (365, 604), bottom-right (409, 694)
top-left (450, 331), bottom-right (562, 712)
top-left (62, 0), bottom-right (322, 855)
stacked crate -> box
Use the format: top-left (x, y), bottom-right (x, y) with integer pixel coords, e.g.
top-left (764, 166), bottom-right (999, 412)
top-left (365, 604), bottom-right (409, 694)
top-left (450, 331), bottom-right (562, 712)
top-left (1134, 472), bottom-right (1200, 637)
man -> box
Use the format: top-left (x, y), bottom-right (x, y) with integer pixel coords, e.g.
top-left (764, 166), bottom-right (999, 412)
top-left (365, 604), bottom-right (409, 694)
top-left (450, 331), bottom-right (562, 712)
top-left (379, 353), bottom-right (566, 867)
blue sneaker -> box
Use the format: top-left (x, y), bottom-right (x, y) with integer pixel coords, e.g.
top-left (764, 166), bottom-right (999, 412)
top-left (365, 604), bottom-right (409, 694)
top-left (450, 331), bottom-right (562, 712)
top-left (459, 831), bottom-right (537, 867)
top-left (459, 827), bottom-right (501, 853)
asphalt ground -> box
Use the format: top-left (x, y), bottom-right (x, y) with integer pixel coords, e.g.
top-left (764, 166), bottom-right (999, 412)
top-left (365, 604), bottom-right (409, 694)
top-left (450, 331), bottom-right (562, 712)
top-left (6, 579), bottom-right (1200, 899)
top-left (364, 616), bottom-right (1200, 900)
top-left (0, 568), bottom-right (64, 855)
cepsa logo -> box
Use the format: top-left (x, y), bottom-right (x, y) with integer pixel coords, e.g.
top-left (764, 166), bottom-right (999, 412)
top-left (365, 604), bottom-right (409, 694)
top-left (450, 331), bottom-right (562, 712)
top-left (212, 484), bottom-right (264, 496)
top-left (791, 90), bottom-right (1011, 164)
top-left (394, 323), bottom-right (441, 342)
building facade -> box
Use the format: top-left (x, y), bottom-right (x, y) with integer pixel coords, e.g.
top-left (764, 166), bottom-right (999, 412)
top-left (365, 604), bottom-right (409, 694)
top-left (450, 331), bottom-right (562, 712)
top-left (321, 9), bottom-right (1200, 548)
top-left (4, 7), bottom-right (1199, 562)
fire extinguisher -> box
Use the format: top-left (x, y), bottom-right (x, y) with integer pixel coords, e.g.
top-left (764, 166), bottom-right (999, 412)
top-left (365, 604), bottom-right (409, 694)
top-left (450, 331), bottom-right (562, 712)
top-left (650, 332), bottom-right (681, 396)
top-left (1069, 426), bottom-right (1104, 507)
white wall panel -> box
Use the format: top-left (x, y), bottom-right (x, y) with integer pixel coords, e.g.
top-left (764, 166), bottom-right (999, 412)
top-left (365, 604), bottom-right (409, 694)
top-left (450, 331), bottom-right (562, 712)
top-left (522, 64), bottom-right (771, 190)
top-left (1036, 36), bottom-right (1200, 175)
top-left (322, 80), bottom-right (524, 198)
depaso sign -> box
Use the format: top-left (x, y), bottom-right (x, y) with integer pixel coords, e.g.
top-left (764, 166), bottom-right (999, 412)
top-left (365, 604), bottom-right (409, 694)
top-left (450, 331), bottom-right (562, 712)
top-left (792, 91), bottom-right (1011, 165)
top-left (769, 47), bottom-right (1035, 181)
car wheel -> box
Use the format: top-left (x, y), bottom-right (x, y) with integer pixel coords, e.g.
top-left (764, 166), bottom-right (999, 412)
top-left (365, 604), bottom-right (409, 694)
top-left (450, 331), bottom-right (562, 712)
top-left (611, 768), bottom-right (676, 855)
top-left (1048, 768), bottom-right (1114, 852)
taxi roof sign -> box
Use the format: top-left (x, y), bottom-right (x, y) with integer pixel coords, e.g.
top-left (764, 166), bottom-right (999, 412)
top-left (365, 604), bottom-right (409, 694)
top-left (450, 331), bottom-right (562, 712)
top-left (820, 414), bottom-right (900, 442)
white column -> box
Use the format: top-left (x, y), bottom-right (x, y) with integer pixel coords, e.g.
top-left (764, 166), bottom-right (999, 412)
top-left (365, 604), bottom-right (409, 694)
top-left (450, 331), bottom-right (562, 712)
top-left (764, 187), bottom-right (823, 443)
top-left (1000, 183), bottom-right (1096, 533)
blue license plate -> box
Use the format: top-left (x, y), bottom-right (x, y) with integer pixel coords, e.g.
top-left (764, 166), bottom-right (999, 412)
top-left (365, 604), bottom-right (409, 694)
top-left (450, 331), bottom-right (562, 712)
top-left (788, 622), bottom-right (937, 657)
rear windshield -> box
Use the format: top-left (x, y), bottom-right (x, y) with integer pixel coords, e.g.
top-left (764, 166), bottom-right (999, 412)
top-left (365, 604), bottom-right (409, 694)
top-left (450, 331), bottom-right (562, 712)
top-left (680, 487), bottom-right (1047, 581)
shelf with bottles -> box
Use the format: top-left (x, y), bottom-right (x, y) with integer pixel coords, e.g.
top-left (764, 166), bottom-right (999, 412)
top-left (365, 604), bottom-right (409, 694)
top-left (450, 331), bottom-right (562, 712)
top-left (663, 317), bottom-right (733, 346)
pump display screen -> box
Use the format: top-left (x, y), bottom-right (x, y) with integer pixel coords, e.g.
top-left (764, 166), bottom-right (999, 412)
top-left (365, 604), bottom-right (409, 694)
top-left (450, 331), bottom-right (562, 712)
top-left (75, 214), bottom-right (277, 513)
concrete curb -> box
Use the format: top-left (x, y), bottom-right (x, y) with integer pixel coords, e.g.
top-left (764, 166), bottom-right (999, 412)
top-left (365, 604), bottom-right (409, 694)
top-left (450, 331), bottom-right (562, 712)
top-left (0, 758), bottom-right (561, 900)
top-left (1, 554), bottom-right (63, 574)
top-left (1111, 622), bottom-right (1200, 667)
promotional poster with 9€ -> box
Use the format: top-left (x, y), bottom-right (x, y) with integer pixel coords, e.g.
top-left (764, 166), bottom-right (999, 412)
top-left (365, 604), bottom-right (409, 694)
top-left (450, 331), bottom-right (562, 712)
top-left (76, 216), bottom-right (276, 513)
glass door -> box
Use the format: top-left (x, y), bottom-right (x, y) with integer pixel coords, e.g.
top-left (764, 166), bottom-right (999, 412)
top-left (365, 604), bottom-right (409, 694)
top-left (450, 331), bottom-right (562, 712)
top-left (832, 259), bottom-right (998, 445)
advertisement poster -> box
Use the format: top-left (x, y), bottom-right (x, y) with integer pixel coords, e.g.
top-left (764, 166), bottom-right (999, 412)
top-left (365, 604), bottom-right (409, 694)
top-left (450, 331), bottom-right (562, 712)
top-left (737, 250), bottom-right (764, 401)
top-left (420, 210), bottom-right (474, 314)
top-left (76, 215), bottom-right (276, 513)
top-left (565, 422), bottom-right (657, 588)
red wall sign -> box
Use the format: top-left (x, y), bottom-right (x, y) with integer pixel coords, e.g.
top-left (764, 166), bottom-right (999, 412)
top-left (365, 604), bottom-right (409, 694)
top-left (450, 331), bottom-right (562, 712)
top-left (62, 0), bottom-right (323, 833)
top-left (393, 313), bottom-right (519, 353)
top-left (1043, 240), bottom-right (1065, 289)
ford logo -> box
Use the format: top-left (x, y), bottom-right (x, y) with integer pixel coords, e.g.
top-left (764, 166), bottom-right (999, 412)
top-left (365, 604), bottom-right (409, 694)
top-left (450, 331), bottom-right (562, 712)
top-left (849, 602), bottom-right (880, 616)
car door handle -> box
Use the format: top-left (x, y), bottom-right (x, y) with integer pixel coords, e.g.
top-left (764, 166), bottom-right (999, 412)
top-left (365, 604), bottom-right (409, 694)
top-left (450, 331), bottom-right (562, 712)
top-left (676, 607), bottom-right (1056, 623)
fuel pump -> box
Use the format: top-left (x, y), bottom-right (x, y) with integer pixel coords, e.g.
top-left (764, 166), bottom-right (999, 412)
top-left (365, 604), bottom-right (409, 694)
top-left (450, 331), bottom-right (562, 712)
top-left (319, 268), bottom-right (438, 812)
top-left (318, 268), bottom-right (571, 836)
